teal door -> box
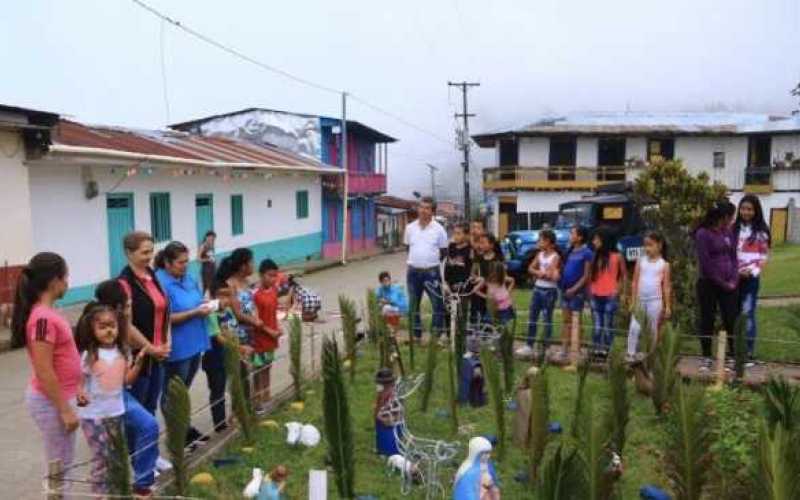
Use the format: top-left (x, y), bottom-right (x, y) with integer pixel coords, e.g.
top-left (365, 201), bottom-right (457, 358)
top-left (195, 194), bottom-right (214, 244)
top-left (106, 193), bottom-right (135, 276)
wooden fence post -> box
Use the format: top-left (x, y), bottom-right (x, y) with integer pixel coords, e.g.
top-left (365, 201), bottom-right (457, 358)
top-left (46, 459), bottom-right (63, 500)
top-left (713, 329), bottom-right (728, 389)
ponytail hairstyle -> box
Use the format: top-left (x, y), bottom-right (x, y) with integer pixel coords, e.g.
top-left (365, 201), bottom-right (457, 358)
top-left (591, 226), bottom-right (615, 280)
top-left (154, 241), bottom-right (189, 269)
top-left (214, 247), bottom-right (254, 289)
top-left (695, 198), bottom-right (734, 233)
top-left (643, 231), bottom-right (668, 261)
top-left (11, 252), bottom-right (68, 348)
top-left (76, 302), bottom-right (128, 361)
top-left (734, 194), bottom-right (771, 247)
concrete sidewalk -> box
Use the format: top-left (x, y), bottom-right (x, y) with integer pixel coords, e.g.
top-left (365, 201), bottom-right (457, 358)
top-left (0, 252), bottom-right (407, 499)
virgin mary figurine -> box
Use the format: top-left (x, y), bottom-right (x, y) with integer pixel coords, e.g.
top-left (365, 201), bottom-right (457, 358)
top-left (452, 437), bottom-right (501, 500)
top-left (374, 368), bottom-right (404, 456)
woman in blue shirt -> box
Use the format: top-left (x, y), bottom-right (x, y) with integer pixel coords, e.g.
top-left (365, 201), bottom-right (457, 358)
top-left (155, 241), bottom-right (212, 445)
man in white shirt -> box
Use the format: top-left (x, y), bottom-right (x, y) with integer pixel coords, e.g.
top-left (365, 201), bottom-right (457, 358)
top-left (404, 197), bottom-right (448, 339)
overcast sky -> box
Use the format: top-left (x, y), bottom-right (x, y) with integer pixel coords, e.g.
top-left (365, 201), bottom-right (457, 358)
top-left (2, 0), bottom-right (799, 201)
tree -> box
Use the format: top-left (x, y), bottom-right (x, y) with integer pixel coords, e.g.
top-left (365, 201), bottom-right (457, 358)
top-left (633, 160), bottom-right (728, 334)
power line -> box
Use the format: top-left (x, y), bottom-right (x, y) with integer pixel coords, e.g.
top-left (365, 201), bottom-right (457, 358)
top-left (128, 0), bottom-right (453, 146)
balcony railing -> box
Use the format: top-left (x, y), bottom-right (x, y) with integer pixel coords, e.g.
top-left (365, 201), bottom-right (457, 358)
top-left (329, 172), bottom-right (386, 194)
top-left (483, 166), bottom-right (627, 191)
top-left (744, 168), bottom-right (773, 193)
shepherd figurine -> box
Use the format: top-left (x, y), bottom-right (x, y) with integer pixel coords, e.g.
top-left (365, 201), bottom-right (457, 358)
top-left (375, 367), bottom-right (404, 456)
top-left (458, 334), bottom-right (486, 407)
top-left (257, 465), bottom-right (288, 500)
top-left (453, 436), bottom-right (501, 500)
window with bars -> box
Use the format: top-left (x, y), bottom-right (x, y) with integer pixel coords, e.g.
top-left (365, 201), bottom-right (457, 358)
top-left (149, 193), bottom-right (172, 242)
top-left (231, 194), bottom-right (244, 235)
top-left (296, 190), bottom-right (309, 219)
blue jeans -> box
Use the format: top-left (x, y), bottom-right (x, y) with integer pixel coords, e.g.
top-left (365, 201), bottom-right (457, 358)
top-left (740, 276), bottom-right (760, 356)
top-left (591, 295), bottom-right (618, 350)
top-left (528, 287), bottom-right (558, 346)
top-left (129, 360), bottom-right (164, 415)
top-left (497, 307), bottom-right (515, 326)
top-left (161, 354), bottom-right (201, 416)
top-left (123, 391), bottom-right (159, 489)
top-left (406, 267), bottom-right (446, 338)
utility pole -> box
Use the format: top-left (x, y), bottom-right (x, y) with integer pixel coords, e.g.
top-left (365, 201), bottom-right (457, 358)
top-left (448, 81), bottom-right (479, 219)
top-left (341, 92), bottom-right (349, 265)
top-left (426, 163), bottom-right (438, 199)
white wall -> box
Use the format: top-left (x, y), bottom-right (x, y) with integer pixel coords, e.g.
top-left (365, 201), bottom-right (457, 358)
top-left (516, 191), bottom-right (586, 213)
top-left (576, 137), bottom-right (598, 167)
top-left (674, 136), bottom-right (748, 188)
top-left (0, 130), bottom-right (35, 266)
top-left (626, 137), bottom-right (647, 161)
top-left (518, 137), bottom-right (549, 166)
top-left (28, 164), bottom-right (322, 289)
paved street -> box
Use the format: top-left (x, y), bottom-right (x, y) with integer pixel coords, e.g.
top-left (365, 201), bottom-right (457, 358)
top-left (0, 252), bottom-right (407, 499)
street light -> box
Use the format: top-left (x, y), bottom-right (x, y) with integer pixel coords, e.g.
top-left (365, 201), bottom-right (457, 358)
top-left (426, 163), bottom-right (439, 199)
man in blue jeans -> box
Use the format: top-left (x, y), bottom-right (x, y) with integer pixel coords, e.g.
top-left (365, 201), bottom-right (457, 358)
top-left (404, 197), bottom-right (448, 340)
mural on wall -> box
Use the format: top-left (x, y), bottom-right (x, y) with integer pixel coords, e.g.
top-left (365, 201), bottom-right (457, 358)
top-left (196, 110), bottom-right (321, 159)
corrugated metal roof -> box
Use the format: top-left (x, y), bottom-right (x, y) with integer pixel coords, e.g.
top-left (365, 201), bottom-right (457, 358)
top-left (473, 111), bottom-right (800, 142)
top-left (52, 119), bottom-right (337, 170)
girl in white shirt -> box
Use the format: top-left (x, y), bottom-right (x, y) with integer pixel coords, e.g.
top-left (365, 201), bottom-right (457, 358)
top-left (627, 232), bottom-right (672, 358)
top-left (76, 303), bottom-right (146, 494)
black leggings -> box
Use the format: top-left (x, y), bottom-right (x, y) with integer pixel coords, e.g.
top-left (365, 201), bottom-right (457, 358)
top-left (696, 278), bottom-right (739, 358)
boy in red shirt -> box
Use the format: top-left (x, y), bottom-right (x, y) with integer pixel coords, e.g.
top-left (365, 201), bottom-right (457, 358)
top-left (253, 259), bottom-right (282, 413)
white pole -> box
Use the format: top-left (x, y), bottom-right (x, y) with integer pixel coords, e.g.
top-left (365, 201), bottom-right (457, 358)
top-left (341, 92), bottom-right (349, 265)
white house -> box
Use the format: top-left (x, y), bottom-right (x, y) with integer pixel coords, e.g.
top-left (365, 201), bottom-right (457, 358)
top-left (0, 105), bottom-right (342, 305)
top-left (473, 112), bottom-right (800, 240)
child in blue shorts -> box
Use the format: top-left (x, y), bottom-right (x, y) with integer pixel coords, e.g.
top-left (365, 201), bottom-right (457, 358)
top-left (559, 226), bottom-right (593, 369)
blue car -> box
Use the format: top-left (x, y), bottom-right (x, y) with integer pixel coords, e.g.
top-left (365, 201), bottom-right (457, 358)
top-left (502, 228), bottom-right (570, 283)
top-left (503, 190), bottom-right (647, 284)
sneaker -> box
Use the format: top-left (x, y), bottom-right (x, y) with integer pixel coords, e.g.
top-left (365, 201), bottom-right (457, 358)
top-left (515, 345), bottom-right (535, 358)
top-left (214, 422), bottom-right (229, 434)
top-left (698, 358), bottom-right (713, 373)
top-left (255, 404), bottom-right (269, 417)
top-left (745, 354), bottom-right (756, 368)
top-left (156, 456), bottom-right (173, 472)
top-left (625, 353), bottom-right (637, 364)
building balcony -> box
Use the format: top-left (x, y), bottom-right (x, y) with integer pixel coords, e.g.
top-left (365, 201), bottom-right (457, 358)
top-left (327, 172), bottom-right (387, 195)
top-left (483, 166), bottom-right (627, 192)
top-left (743, 168), bottom-right (773, 194)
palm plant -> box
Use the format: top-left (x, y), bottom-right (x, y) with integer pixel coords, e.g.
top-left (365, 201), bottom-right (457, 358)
top-left (755, 419), bottom-right (800, 500)
top-left (339, 294), bottom-right (359, 382)
top-left (528, 367), bottom-right (550, 480)
top-left (419, 337), bottom-right (438, 413)
top-left (406, 298), bottom-right (416, 370)
top-left (606, 348), bottom-right (630, 454)
top-left (574, 395), bottom-right (617, 500)
top-left (105, 418), bottom-right (132, 496)
top-left (570, 360), bottom-right (591, 438)
top-left (481, 348), bottom-right (506, 461)
top-left (651, 322), bottom-right (681, 415)
top-left (366, 288), bottom-right (381, 343)
top-left (499, 321), bottom-right (516, 396)
top-left (535, 443), bottom-right (586, 500)
top-left (763, 375), bottom-right (800, 432)
top-left (163, 376), bottom-right (191, 495)
top-left (322, 336), bottom-right (356, 498)
top-left (289, 315), bottom-right (304, 401)
top-left (223, 334), bottom-right (255, 444)
top-left (663, 382), bottom-right (711, 500)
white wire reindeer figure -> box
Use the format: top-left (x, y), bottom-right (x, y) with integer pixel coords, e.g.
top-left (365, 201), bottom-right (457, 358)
top-left (383, 374), bottom-right (461, 499)
top-left (424, 276), bottom-right (480, 353)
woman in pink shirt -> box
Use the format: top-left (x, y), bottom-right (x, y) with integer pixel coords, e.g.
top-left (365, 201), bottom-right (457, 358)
top-left (11, 252), bottom-right (81, 479)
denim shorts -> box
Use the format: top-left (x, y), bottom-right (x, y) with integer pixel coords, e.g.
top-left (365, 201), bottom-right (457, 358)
top-left (561, 290), bottom-right (586, 312)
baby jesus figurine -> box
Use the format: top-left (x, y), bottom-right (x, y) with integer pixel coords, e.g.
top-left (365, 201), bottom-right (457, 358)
top-left (257, 465), bottom-right (288, 500)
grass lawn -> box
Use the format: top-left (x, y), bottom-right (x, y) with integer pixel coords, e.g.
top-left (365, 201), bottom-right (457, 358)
top-left (184, 343), bottom-right (763, 500)
top-left (760, 243), bottom-right (800, 297)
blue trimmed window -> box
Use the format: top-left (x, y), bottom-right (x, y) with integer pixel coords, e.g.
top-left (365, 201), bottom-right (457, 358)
top-left (149, 192), bottom-right (172, 242)
top-left (296, 190), bottom-right (309, 219)
top-left (231, 194), bottom-right (244, 235)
